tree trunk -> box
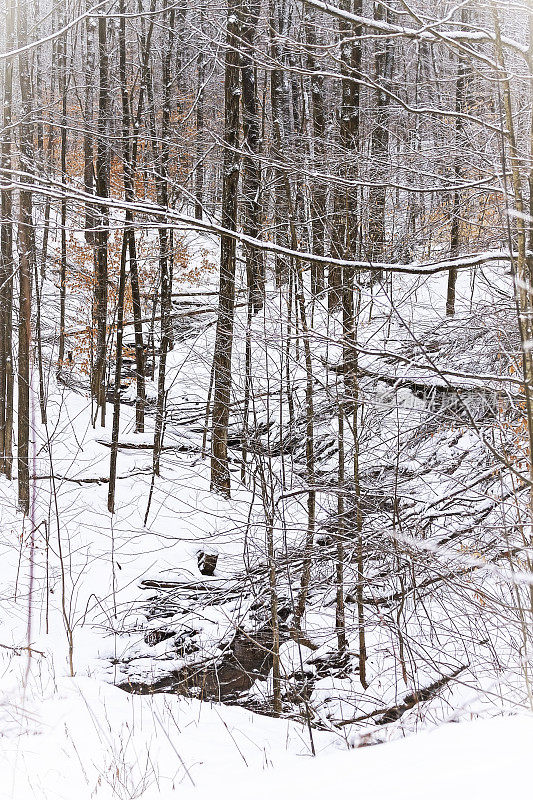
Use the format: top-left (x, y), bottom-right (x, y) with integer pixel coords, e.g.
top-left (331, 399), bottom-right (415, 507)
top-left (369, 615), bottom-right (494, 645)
top-left (84, 3), bottom-right (96, 244)
top-left (333, 0), bottom-right (368, 685)
top-left (269, 0), bottom-right (290, 287)
top-left (0, 0), bottom-right (14, 478)
top-left (17, 0), bottom-right (34, 514)
top-left (492, 5), bottom-right (533, 616)
top-left (241, 0), bottom-right (263, 314)
top-left (58, 14), bottom-right (68, 369)
top-left (109, 0), bottom-right (134, 512)
top-left (92, 12), bottom-right (109, 427)
top-left (446, 7), bottom-right (468, 317)
top-left (336, 396), bottom-right (347, 655)
top-left (128, 0), bottom-right (157, 433)
top-left (195, 3), bottom-right (205, 221)
top-left (368, 2), bottom-right (393, 270)
top-left (304, 10), bottom-right (326, 295)
top-left (153, 2), bottom-right (176, 477)
top-left (210, 0), bottom-right (241, 497)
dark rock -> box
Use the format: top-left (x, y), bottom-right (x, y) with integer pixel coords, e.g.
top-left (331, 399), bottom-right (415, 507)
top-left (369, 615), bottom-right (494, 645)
top-left (120, 624), bottom-right (289, 702)
top-left (144, 628), bottom-right (176, 647)
top-left (197, 551), bottom-right (218, 576)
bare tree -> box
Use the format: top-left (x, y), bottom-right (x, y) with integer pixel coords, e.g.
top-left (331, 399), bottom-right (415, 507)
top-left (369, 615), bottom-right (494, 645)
top-left (210, 0), bottom-right (242, 496)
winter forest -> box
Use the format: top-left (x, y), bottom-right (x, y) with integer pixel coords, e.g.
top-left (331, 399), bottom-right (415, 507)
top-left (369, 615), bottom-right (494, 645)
top-left (0, 0), bottom-right (532, 797)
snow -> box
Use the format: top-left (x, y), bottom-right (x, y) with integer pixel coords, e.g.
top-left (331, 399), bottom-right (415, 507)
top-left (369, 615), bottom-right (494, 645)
top-left (0, 222), bottom-right (530, 798)
top-left (0, 675), bottom-right (334, 800)
top-left (1, 668), bottom-right (530, 800)
top-left (194, 714), bottom-right (533, 800)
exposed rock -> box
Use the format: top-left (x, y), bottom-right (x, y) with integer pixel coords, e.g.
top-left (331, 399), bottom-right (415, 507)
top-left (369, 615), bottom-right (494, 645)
top-left (197, 550), bottom-right (218, 576)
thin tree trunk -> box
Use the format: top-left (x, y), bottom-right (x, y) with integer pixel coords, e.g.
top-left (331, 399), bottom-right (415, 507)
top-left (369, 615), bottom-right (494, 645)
top-left (304, 10), bottom-right (326, 295)
top-left (109, 0), bottom-right (134, 512)
top-left (336, 396), bottom-right (347, 655)
top-left (127, 0), bottom-right (157, 433)
top-left (492, 5), bottom-right (533, 616)
top-left (92, 12), bottom-right (109, 427)
top-left (334, 0), bottom-right (368, 685)
top-left (283, 183), bottom-right (316, 632)
top-left (58, 15), bottom-right (67, 368)
top-left (269, 0), bottom-right (290, 287)
top-left (153, 2), bottom-right (176, 477)
top-left (330, 0), bottom-right (360, 308)
top-left (17, 0), bottom-right (35, 515)
top-left (84, 3), bottom-right (96, 244)
top-left (241, 0), bottom-right (263, 313)
top-left (108, 234), bottom-right (128, 513)
top-left (0, 0), bottom-right (14, 478)
top-left (210, 0), bottom-right (241, 496)
top-left (368, 2), bottom-right (393, 270)
top-left (195, 3), bottom-right (205, 221)
top-left (446, 7), bottom-right (468, 317)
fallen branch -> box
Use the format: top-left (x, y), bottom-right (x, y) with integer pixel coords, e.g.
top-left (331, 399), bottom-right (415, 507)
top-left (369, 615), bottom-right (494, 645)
top-left (337, 666), bottom-right (466, 727)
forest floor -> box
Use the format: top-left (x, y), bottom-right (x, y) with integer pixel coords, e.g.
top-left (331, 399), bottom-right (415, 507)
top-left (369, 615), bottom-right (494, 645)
top-left (0, 226), bottom-right (531, 798)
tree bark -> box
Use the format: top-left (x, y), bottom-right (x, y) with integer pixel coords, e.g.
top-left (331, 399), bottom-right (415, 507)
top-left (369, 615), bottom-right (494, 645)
top-left (17, 0), bottom-right (35, 514)
top-left (195, 3), bottom-right (206, 221)
top-left (92, 12), bottom-right (109, 427)
top-left (446, 7), bottom-right (469, 317)
top-left (0, 0), bottom-right (15, 478)
top-left (368, 1), bottom-right (393, 270)
top-left (58, 12), bottom-right (68, 368)
top-left (210, 0), bottom-right (241, 497)
top-left (153, 2), bottom-right (176, 477)
top-left (84, 2), bottom-right (96, 244)
top-left (304, 9), bottom-right (326, 295)
top-left (241, 0), bottom-right (263, 314)
top-left (109, 0), bottom-right (134, 512)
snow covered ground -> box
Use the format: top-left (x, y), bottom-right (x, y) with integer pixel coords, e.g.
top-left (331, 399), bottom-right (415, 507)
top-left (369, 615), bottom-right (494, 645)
top-left (0, 226), bottom-right (531, 798)
top-left (1, 670), bottom-right (530, 799)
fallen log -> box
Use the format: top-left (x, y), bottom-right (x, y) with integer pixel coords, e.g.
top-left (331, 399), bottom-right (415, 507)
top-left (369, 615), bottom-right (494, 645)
top-left (337, 665), bottom-right (467, 727)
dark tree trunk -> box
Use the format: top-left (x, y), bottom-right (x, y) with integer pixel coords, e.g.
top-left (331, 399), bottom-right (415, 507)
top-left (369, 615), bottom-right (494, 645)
top-left (241, 0), bottom-right (263, 313)
top-left (269, 0), bottom-right (290, 286)
top-left (304, 11), bottom-right (326, 295)
top-left (153, 2), bottom-right (176, 477)
top-left (17, 0), bottom-right (35, 514)
top-left (109, 0), bottom-right (134, 512)
top-left (368, 2), bottom-right (393, 269)
top-left (446, 7), bottom-right (469, 317)
top-left (0, 0), bottom-right (14, 479)
top-left (210, 0), bottom-right (242, 497)
top-left (58, 15), bottom-right (67, 369)
top-left (195, 3), bottom-right (205, 221)
top-left (330, 0), bottom-right (361, 309)
top-left (84, 4), bottom-right (96, 244)
top-left (333, 0), bottom-right (368, 686)
top-left (93, 12), bottom-right (109, 426)
top-left (128, 0), bottom-right (157, 433)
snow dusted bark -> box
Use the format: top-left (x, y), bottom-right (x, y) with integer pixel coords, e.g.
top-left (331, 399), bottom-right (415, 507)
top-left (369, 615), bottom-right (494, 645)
top-left (269, 0), bottom-right (290, 287)
top-left (368, 1), bottom-right (393, 271)
top-left (446, 6), bottom-right (469, 317)
top-left (58, 7), bottom-right (67, 369)
top-left (195, 1), bottom-right (206, 221)
top-left (492, 5), bottom-right (533, 617)
top-left (109, 0), bottom-right (133, 513)
top-left (17, 0), bottom-right (35, 514)
top-left (241, 0), bottom-right (263, 314)
top-left (330, 0), bottom-right (360, 310)
top-left (210, 0), bottom-right (242, 497)
top-left (304, 9), bottom-right (326, 295)
top-left (153, 0), bottom-right (176, 478)
top-left (92, 11), bottom-right (109, 427)
top-left (0, 0), bottom-right (14, 478)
